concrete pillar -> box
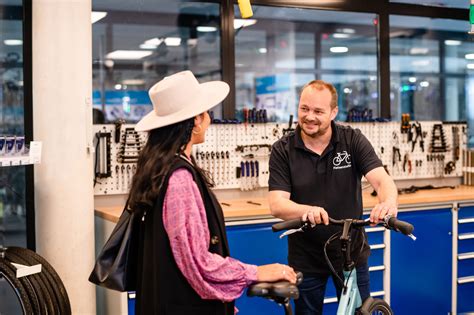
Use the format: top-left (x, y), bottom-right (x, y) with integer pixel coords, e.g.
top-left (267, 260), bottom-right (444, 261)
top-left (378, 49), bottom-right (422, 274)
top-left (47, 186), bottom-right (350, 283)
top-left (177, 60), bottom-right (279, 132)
top-left (32, 0), bottom-right (96, 313)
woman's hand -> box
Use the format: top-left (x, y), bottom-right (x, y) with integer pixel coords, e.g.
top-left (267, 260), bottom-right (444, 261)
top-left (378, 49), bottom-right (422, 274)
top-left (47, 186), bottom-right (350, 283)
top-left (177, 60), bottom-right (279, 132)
top-left (256, 263), bottom-right (297, 284)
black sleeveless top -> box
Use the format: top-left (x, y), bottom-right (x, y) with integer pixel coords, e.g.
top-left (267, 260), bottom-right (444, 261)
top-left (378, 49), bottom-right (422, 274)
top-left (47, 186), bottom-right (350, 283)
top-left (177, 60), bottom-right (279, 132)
top-left (135, 157), bottom-right (234, 315)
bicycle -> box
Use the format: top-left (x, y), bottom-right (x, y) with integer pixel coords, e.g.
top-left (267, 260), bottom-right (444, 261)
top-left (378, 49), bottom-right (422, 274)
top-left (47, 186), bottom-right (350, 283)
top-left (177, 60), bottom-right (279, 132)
top-left (247, 271), bottom-right (303, 315)
top-left (268, 215), bottom-right (415, 315)
top-left (333, 151), bottom-right (351, 166)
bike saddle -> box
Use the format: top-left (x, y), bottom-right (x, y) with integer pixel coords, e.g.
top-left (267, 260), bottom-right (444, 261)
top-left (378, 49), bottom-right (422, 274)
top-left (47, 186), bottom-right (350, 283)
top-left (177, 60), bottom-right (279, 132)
top-left (247, 271), bottom-right (303, 300)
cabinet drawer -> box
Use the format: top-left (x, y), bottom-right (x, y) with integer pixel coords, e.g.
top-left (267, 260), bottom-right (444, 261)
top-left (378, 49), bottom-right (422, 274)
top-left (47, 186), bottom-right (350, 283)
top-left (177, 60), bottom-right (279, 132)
top-left (368, 247), bottom-right (384, 266)
top-left (458, 281), bottom-right (474, 313)
top-left (365, 228), bottom-right (384, 245)
top-left (458, 259), bottom-right (474, 278)
top-left (458, 220), bottom-right (474, 234)
top-left (369, 269), bottom-right (384, 293)
top-left (459, 206), bottom-right (474, 220)
top-left (459, 238), bottom-right (474, 254)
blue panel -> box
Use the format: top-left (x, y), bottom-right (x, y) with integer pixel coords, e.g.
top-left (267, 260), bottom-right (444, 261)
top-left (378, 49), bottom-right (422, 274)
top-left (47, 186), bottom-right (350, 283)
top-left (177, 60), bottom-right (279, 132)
top-left (366, 231), bottom-right (384, 245)
top-left (458, 282), bottom-right (474, 313)
top-left (370, 270), bottom-right (384, 292)
top-left (323, 301), bottom-right (338, 314)
top-left (391, 209), bottom-right (452, 314)
top-left (128, 293), bottom-right (135, 315)
top-left (459, 206), bottom-right (474, 220)
top-left (458, 222), bottom-right (474, 234)
top-left (325, 276), bottom-right (338, 298)
top-left (458, 259), bottom-right (474, 278)
top-left (459, 238), bottom-right (474, 254)
top-left (368, 248), bottom-right (384, 266)
top-left (227, 223), bottom-right (290, 315)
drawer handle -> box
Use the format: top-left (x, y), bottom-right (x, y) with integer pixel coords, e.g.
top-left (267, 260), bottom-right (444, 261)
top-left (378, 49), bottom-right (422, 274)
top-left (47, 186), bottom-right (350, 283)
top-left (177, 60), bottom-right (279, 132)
top-left (458, 276), bottom-right (474, 284)
top-left (458, 218), bottom-right (474, 224)
top-left (370, 244), bottom-right (386, 250)
top-left (459, 233), bottom-right (474, 240)
top-left (458, 252), bottom-right (474, 260)
top-left (369, 265), bottom-right (385, 272)
top-left (366, 227), bottom-right (385, 233)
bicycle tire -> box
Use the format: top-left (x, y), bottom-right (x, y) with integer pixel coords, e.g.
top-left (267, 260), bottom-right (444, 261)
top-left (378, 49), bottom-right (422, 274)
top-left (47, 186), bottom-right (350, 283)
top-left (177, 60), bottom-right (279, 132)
top-left (360, 297), bottom-right (393, 315)
top-left (0, 259), bottom-right (34, 315)
top-left (8, 247), bottom-right (72, 315)
top-left (5, 249), bottom-right (56, 315)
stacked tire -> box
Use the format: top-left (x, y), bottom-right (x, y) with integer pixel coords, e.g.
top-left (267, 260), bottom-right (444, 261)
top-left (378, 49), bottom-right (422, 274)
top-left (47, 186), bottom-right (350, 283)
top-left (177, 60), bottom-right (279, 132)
top-left (0, 247), bottom-right (71, 315)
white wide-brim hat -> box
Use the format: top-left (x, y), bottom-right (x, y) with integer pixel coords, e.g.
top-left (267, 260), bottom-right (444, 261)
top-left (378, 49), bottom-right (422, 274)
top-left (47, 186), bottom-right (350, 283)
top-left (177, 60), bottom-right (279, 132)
top-left (135, 70), bottom-right (229, 131)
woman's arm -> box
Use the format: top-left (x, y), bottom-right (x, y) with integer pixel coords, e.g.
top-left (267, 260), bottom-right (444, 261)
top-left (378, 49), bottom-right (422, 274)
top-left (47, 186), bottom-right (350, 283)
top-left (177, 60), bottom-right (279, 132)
top-left (163, 169), bottom-right (258, 302)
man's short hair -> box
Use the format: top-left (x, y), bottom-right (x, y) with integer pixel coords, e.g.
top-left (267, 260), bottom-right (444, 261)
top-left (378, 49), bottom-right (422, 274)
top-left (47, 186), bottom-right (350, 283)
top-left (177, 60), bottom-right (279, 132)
top-left (300, 80), bottom-right (338, 109)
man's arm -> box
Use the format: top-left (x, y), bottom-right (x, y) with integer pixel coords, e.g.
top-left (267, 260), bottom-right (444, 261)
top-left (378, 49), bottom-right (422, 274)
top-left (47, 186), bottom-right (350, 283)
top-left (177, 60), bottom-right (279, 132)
top-left (365, 166), bottom-right (398, 223)
top-left (268, 190), bottom-right (329, 225)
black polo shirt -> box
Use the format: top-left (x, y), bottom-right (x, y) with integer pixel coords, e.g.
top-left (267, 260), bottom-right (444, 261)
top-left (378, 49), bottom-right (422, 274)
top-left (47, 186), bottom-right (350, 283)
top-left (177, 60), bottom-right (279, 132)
top-left (269, 121), bottom-right (383, 275)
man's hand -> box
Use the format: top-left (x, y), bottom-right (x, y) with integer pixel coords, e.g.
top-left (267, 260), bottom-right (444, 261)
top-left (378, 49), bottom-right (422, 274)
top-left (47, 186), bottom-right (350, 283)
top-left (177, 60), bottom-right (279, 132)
top-left (302, 206), bottom-right (329, 225)
top-left (370, 201), bottom-right (398, 224)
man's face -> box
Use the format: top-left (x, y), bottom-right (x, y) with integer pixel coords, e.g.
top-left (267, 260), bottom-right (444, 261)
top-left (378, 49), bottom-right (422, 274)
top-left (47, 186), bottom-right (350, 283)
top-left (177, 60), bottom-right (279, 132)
top-left (297, 87), bottom-right (338, 138)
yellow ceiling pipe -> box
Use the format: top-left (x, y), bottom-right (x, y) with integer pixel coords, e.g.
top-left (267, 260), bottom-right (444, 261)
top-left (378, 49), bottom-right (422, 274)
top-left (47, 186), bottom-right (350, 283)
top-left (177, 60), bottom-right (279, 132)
top-left (238, 0), bottom-right (253, 18)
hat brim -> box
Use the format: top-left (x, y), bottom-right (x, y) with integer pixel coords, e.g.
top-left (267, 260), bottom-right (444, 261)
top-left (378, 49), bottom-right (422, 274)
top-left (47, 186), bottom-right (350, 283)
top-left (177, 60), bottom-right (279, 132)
top-left (135, 80), bottom-right (229, 132)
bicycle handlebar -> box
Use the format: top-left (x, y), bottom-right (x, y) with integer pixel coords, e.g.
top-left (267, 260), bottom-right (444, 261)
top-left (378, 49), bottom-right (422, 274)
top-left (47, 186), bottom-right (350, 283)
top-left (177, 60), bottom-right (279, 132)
top-left (272, 215), bottom-right (414, 237)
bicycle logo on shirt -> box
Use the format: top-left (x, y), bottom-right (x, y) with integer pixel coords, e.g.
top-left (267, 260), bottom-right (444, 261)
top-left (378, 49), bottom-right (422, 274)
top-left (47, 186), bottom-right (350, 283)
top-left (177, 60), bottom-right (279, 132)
top-left (333, 151), bottom-right (352, 170)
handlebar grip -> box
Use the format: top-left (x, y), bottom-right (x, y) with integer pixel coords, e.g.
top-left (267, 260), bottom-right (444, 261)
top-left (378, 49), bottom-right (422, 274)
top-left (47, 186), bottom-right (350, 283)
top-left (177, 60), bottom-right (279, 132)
top-left (272, 218), bottom-right (304, 232)
top-left (387, 217), bottom-right (414, 235)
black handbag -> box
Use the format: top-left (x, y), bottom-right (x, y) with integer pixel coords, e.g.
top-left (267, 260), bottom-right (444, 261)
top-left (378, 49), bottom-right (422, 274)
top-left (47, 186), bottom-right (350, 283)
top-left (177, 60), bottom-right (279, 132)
top-left (88, 202), bottom-right (142, 292)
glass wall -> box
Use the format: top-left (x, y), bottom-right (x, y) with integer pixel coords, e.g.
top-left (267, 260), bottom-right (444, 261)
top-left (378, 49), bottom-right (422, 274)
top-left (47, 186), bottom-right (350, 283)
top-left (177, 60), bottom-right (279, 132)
top-left (0, 1), bottom-right (27, 313)
top-left (234, 6), bottom-right (379, 123)
top-left (0, 0), bottom-right (26, 247)
top-left (92, 0), bottom-right (222, 123)
top-left (390, 0), bottom-right (469, 9)
top-left (390, 15), bottom-right (474, 121)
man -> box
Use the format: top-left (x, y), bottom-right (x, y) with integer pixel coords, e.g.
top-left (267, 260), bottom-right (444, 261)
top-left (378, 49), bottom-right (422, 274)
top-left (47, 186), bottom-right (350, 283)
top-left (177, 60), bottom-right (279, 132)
top-left (268, 80), bottom-right (398, 314)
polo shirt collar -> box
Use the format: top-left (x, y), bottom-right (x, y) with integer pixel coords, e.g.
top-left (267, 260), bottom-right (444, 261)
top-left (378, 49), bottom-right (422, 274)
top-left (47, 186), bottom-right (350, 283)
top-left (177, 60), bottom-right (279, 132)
top-left (294, 120), bottom-right (340, 151)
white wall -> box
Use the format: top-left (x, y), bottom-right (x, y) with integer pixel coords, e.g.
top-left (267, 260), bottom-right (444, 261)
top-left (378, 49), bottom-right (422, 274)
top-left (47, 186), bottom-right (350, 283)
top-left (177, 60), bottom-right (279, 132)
top-left (33, 0), bottom-right (96, 313)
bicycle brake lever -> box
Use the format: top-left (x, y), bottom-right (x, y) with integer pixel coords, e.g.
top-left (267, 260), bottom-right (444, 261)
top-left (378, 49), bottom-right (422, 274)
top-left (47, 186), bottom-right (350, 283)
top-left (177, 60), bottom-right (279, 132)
top-left (279, 227), bottom-right (304, 239)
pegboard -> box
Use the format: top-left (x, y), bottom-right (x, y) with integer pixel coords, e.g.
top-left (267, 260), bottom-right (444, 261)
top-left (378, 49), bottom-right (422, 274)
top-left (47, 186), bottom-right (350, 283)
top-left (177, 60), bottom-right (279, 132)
top-left (93, 121), bottom-right (467, 196)
top-left (346, 121), bottom-right (466, 180)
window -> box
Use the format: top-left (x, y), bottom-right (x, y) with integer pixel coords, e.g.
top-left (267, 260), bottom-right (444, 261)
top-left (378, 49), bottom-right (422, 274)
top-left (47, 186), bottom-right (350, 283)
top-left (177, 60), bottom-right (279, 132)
top-left (92, 0), bottom-right (222, 123)
top-left (234, 5), bottom-right (379, 123)
top-left (390, 15), bottom-right (474, 122)
top-left (0, 0), bottom-right (28, 313)
top-left (390, 0), bottom-right (469, 9)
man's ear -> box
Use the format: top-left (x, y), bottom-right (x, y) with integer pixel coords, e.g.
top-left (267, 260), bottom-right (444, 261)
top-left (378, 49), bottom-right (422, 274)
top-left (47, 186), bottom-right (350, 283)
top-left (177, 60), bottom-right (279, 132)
top-left (330, 106), bottom-right (338, 120)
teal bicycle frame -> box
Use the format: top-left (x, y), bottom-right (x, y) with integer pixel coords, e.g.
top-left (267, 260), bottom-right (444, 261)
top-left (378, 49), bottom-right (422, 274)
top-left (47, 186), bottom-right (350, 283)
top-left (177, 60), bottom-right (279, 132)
top-left (337, 270), bottom-right (362, 314)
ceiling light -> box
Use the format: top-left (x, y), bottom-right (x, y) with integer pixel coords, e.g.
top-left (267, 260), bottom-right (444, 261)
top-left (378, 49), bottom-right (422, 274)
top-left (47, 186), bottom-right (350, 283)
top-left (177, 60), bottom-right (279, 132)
top-left (234, 19), bottom-right (257, 29)
top-left (411, 60), bottom-right (430, 67)
top-left (144, 38), bottom-right (162, 46)
top-left (258, 48), bottom-right (267, 54)
top-left (165, 37), bottom-right (181, 46)
top-left (408, 77), bottom-right (417, 83)
top-left (330, 46), bottom-right (348, 53)
top-left (444, 40), bottom-right (462, 46)
top-left (465, 54), bottom-right (474, 60)
top-left (4, 39), bottom-right (22, 46)
top-left (106, 50), bottom-right (153, 60)
top-left (409, 47), bottom-right (429, 55)
top-left (139, 43), bottom-right (158, 49)
top-left (197, 26), bottom-right (217, 32)
top-left (122, 79), bottom-right (145, 85)
top-left (467, 64), bottom-right (474, 69)
top-left (114, 84), bottom-right (122, 90)
top-left (420, 81), bottom-right (430, 87)
top-left (91, 11), bottom-right (107, 24)
top-left (333, 33), bottom-right (350, 39)
top-left (336, 28), bottom-right (355, 34)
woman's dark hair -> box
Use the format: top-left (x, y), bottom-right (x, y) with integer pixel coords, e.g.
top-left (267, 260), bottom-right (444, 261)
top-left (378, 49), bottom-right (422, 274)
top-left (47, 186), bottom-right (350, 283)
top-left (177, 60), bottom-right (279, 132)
top-left (128, 116), bottom-right (213, 212)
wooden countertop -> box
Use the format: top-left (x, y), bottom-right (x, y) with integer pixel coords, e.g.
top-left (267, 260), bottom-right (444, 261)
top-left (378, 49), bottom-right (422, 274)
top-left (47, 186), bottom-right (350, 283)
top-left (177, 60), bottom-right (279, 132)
top-left (95, 185), bottom-right (474, 223)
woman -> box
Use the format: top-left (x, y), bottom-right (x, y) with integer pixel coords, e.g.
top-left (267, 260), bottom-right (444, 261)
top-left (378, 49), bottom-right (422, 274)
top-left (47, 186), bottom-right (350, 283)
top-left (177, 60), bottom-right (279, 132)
top-left (129, 71), bottom-right (296, 315)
